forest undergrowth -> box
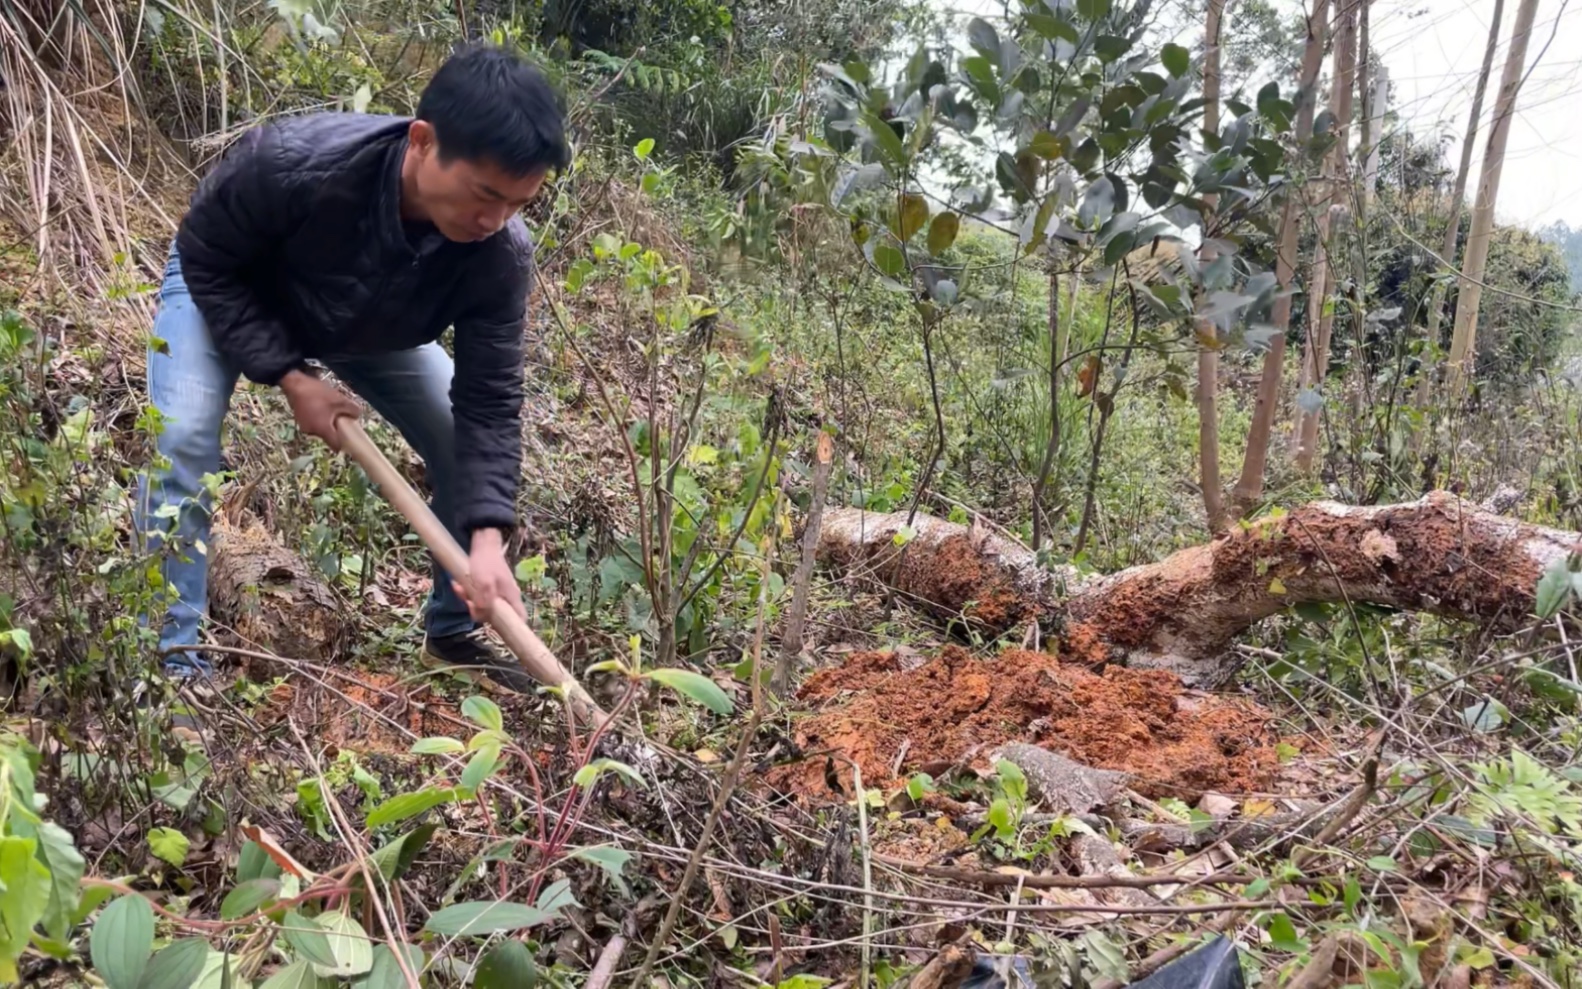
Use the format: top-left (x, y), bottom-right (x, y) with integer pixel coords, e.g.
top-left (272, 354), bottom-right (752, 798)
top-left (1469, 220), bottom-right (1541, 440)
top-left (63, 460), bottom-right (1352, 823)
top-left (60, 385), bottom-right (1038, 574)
top-left (5, 0), bottom-right (1582, 987)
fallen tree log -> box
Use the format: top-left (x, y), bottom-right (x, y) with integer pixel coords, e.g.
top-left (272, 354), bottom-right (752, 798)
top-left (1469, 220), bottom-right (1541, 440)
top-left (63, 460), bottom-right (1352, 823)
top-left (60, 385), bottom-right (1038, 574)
top-left (818, 492), bottom-right (1580, 683)
top-left (210, 511), bottom-right (351, 670)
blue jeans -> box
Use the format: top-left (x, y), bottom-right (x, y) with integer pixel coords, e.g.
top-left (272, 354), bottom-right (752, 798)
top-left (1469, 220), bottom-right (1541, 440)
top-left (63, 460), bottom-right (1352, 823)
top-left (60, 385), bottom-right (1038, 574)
top-left (136, 246), bottom-right (477, 674)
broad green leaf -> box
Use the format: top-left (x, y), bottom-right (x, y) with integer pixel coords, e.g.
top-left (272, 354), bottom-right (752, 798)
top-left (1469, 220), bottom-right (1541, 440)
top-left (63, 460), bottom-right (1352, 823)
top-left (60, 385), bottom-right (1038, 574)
top-left (134, 938), bottom-right (209, 989)
top-left (365, 787), bottom-right (460, 828)
top-left (423, 901), bottom-right (555, 937)
top-left (475, 939), bottom-right (538, 989)
top-left (1366, 856), bottom-right (1398, 872)
top-left (988, 797), bottom-right (1013, 837)
top-left (410, 737), bottom-right (465, 755)
top-left (190, 951), bottom-right (237, 989)
top-left (966, 16), bottom-right (999, 56)
top-left (1536, 557), bottom-right (1572, 618)
top-left (71, 882), bottom-right (117, 926)
top-left (258, 960), bottom-right (325, 989)
top-left (926, 213), bottom-right (960, 254)
top-left (869, 242), bottom-right (907, 278)
top-left (311, 910), bottom-right (372, 978)
top-left (1462, 698), bottom-right (1507, 733)
top-left (20, 819), bottom-right (83, 941)
top-left (634, 137), bottom-right (655, 159)
top-left (1161, 43), bottom-right (1190, 77)
top-left (280, 911), bottom-right (338, 969)
top-left (238, 840), bottom-right (283, 882)
top-left (1075, 0), bottom-right (1112, 20)
top-left (220, 878), bottom-right (281, 920)
top-left (0, 837), bottom-right (50, 982)
top-left (535, 877), bottom-right (581, 915)
top-left (863, 112), bottom-right (906, 168)
top-left (1025, 13), bottom-right (1079, 44)
top-left (366, 824), bottom-right (438, 883)
top-left (147, 827), bottom-right (190, 867)
top-left (894, 193), bottom-right (929, 241)
top-left (646, 668), bottom-right (734, 715)
top-left (1267, 911), bottom-right (1304, 951)
top-left (570, 845), bottom-right (634, 895)
top-left (461, 696), bottom-right (503, 732)
top-left (362, 944), bottom-right (425, 989)
top-left (461, 745), bottom-right (501, 792)
top-left (572, 758), bottom-right (646, 790)
top-left (89, 893), bottom-right (156, 989)
top-left (1029, 130), bottom-right (1065, 160)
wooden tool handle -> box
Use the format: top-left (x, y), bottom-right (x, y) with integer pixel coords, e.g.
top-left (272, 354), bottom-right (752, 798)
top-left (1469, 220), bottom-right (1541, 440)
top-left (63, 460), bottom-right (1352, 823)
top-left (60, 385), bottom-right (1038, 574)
top-left (335, 418), bottom-right (606, 728)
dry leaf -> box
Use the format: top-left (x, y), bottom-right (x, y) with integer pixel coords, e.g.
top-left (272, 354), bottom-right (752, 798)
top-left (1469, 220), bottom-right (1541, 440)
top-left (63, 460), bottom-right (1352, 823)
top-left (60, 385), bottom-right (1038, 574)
top-left (1076, 354), bottom-right (1101, 398)
top-left (240, 825), bottom-right (316, 880)
top-left (1242, 798), bottom-right (1278, 819)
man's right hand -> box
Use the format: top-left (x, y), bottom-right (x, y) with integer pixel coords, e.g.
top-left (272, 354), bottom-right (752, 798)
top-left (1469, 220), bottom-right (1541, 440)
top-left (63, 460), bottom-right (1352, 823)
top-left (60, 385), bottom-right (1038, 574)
top-left (280, 369), bottom-right (362, 451)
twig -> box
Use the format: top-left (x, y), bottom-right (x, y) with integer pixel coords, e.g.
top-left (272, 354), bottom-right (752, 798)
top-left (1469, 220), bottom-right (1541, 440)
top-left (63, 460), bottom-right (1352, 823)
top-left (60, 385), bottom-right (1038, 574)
top-left (629, 534), bottom-right (777, 987)
top-left (585, 934), bottom-right (628, 989)
top-left (875, 856), bottom-right (1265, 890)
top-left (853, 761), bottom-right (874, 989)
top-left (289, 719), bottom-right (420, 989)
top-left (1293, 738), bottom-right (1383, 868)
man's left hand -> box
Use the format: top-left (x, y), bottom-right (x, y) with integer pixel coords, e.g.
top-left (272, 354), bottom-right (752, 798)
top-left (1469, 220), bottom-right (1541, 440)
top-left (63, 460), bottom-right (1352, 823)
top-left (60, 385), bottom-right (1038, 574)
top-left (454, 529), bottom-right (528, 624)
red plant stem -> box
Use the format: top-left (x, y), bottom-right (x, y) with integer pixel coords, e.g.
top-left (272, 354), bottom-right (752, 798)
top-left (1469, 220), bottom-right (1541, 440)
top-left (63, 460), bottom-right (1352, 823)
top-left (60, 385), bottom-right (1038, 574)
top-left (79, 879), bottom-right (355, 933)
top-left (525, 680), bottom-right (640, 904)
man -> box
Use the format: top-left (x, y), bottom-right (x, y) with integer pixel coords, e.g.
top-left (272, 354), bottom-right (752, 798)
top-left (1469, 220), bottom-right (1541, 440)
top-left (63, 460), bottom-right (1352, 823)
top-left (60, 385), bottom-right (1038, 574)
top-left (136, 43), bottom-right (568, 694)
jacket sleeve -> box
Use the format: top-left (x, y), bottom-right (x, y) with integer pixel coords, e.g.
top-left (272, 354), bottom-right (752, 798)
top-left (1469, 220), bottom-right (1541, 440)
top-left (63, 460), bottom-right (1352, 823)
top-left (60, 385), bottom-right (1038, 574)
top-left (175, 124), bottom-right (307, 386)
top-left (450, 236), bottom-right (532, 536)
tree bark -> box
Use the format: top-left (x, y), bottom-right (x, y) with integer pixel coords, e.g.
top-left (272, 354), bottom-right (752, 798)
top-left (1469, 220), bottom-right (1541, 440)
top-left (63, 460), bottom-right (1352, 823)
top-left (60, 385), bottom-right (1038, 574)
top-left (1196, 0), bottom-right (1227, 533)
top-left (1231, 0), bottom-right (1331, 516)
top-left (1425, 0), bottom-right (1504, 351)
top-left (776, 431), bottom-right (834, 697)
top-left (209, 511), bottom-right (352, 671)
top-left (818, 493), bottom-right (1580, 686)
top-left (1447, 0), bottom-right (1542, 391)
top-left (1293, 0), bottom-right (1359, 471)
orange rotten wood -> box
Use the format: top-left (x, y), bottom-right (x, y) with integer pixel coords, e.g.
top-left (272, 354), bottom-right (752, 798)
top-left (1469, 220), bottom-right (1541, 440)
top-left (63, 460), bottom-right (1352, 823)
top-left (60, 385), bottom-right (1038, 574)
top-left (334, 416), bottom-right (607, 728)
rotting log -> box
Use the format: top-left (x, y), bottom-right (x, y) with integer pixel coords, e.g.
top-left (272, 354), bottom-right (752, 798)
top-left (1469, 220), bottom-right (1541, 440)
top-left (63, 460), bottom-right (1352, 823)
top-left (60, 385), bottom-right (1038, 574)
top-left (818, 492), bottom-right (1581, 684)
top-left (209, 511), bottom-right (351, 669)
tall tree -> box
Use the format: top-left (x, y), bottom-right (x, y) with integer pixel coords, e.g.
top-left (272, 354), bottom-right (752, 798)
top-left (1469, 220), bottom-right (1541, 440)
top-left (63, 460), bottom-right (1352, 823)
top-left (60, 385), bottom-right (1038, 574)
top-left (1424, 0), bottom-right (1505, 349)
top-left (1292, 0), bottom-right (1359, 471)
top-left (1230, 0), bottom-right (1332, 514)
top-left (1196, 0), bottom-right (1228, 532)
top-left (1447, 0), bottom-right (1542, 390)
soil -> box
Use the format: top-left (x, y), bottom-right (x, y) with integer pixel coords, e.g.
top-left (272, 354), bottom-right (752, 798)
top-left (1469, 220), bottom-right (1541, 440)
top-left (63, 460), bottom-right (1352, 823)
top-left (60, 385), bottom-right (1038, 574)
top-left (768, 646), bottom-right (1279, 803)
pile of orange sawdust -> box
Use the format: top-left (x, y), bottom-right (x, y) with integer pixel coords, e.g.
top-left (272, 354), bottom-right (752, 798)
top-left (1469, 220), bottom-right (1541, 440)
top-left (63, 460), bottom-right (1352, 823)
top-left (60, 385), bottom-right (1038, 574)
top-left (768, 647), bottom-right (1279, 803)
top-left (254, 673), bottom-right (464, 756)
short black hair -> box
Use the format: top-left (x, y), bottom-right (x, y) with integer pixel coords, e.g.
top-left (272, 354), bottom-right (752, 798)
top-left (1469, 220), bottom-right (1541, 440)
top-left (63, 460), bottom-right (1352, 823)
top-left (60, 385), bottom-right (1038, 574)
top-left (417, 43), bottom-right (572, 177)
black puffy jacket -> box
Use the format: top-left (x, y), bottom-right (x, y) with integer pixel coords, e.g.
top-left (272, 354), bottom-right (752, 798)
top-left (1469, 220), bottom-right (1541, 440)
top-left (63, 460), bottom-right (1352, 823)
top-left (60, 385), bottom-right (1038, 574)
top-left (175, 112), bottom-right (533, 536)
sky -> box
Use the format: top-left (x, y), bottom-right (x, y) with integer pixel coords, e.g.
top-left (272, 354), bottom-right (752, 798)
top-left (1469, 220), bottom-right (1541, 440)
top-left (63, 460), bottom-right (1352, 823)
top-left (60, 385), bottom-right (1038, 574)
top-left (925, 0), bottom-right (1582, 231)
top-left (1370, 0), bottom-right (1582, 231)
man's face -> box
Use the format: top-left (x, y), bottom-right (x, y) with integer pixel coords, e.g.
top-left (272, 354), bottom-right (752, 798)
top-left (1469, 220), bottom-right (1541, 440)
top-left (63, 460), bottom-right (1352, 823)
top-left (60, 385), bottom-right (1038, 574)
top-left (407, 120), bottom-right (548, 243)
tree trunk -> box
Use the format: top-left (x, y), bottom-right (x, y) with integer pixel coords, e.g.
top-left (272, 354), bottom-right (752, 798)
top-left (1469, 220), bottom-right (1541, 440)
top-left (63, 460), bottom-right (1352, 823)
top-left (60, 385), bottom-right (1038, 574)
top-left (1425, 0), bottom-right (1504, 351)
top-left (1447, 0), bottom-right (1542, 391)
top-left (1230, 0), bottom-right (1331, 515)
top-left (818, 492), bottom-right (1579, 686)
top-left (776, 431), bottom-right (834, 697)
top-left (1292, 0), bottom-right (1359, 471)
top-left (1196, 0), bottom-right (1227, 533)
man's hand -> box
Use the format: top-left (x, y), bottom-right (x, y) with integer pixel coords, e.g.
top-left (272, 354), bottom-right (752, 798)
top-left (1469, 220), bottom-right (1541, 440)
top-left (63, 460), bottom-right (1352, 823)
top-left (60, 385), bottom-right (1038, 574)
top-left (453, 528), bottom-right (528, 624)
top-left (280, 369), bottom-right (362, 451)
